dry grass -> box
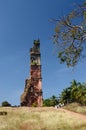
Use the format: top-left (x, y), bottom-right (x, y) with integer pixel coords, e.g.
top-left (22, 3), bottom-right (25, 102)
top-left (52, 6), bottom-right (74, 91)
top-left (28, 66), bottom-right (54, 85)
top-left (64, 103), bottom-right (86, 115)
top-left (0, 107), bottom-right (86, 130)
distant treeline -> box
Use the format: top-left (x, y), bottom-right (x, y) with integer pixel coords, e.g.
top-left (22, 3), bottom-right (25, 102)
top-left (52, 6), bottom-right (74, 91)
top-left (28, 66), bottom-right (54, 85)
top-left (1, 80), bottom-right (86, 107)
top-left (43, 80), bottom-right (86, 106)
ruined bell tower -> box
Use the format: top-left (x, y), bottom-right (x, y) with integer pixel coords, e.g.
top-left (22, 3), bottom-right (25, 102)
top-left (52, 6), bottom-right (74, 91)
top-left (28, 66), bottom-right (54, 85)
top-left (20, 40), bottom-right (43, 107)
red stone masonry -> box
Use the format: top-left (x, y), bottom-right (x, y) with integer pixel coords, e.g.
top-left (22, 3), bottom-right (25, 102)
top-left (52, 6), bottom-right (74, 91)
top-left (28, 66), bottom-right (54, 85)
top-left (20, 40), bottom-right (43, 107)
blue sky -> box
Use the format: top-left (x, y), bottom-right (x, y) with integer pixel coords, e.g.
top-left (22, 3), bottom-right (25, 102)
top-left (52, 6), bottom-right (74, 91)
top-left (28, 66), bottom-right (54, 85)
top-left (0, 0), bottom-right (86, 106)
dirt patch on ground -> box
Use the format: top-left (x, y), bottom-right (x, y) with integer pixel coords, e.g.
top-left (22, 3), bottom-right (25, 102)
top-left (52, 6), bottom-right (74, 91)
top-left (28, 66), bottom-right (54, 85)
top-left (59, 108), bottom-right (86, 120)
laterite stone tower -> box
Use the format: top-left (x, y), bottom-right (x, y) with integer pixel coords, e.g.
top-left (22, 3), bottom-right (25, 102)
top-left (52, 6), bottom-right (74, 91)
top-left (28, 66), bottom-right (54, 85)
top-left (21, 40), bottom-right (43, 107)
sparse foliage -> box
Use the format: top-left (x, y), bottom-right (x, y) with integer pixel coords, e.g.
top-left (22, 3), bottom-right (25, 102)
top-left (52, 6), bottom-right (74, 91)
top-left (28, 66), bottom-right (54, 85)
top-left (52, 2), bottom-right (86, 67)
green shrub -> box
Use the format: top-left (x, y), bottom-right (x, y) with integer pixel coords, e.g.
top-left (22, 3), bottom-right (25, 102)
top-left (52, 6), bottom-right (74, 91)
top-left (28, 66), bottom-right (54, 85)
top-left (2, 101), bottom-right (11, 107)
top-left (32, 102), bottom-right (37, 107)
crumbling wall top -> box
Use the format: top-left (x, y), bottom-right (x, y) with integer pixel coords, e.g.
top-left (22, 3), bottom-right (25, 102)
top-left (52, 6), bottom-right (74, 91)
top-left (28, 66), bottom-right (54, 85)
top-left (30, 39), bottom-right (40, 54)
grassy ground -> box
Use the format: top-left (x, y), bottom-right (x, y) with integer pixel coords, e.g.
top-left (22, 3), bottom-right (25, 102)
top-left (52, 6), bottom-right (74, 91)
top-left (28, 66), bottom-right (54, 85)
top-left (0, 106), bottom-right (86, 130)
top-left (64, 103), bottom-right (86, 115)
